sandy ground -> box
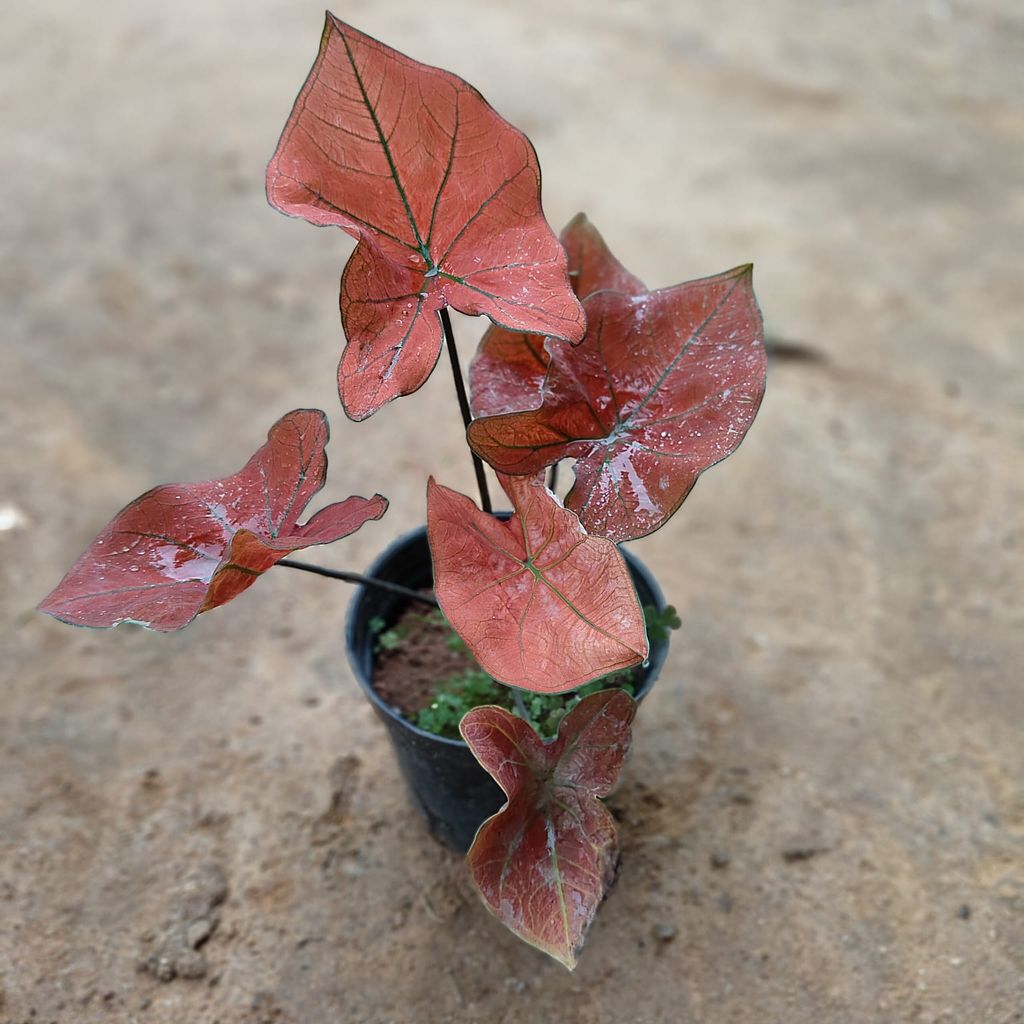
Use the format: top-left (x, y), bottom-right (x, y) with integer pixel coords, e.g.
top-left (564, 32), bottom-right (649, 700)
top-left (2, 1), bottom-right (1022, 1021)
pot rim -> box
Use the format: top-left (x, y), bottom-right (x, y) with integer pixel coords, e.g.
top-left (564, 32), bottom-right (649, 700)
top-left (345, 522), bottom-right (669, 750)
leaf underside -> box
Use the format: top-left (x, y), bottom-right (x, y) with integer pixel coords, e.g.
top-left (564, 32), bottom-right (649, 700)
top-left (38, 410), bottom-right (388, 631)
top-left (468, 261), bottom-right (766, 542)
top-left (267, 13), bottom-right (585, 420)
top-left (461, 689), bottom-right (637, 969)
top-left (426, 474), bottom-right (647, 694)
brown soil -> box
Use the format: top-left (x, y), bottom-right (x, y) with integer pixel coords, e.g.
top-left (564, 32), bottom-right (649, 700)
top-left (372, 603), bottom-right (478, 717)
top-left (372, 601), bottom-right (641, 730)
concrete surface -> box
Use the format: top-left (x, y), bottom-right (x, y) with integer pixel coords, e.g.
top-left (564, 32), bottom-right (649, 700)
top-left (2, 1), bottom-right (1022, 1021)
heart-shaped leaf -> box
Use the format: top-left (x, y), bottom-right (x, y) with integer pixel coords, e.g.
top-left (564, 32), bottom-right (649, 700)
top-left (426, 474), bottom-right (647, 693)
top-left (460, 689), bottom-right (637, 969)
top-left (38, 410), bottom-right (387, 631)
top-left (267, 14), bottom-right (585, 420)
top-left (468, 265), bottom-right (766, 542)
top-left (469, 213), bottom-right (645, 419)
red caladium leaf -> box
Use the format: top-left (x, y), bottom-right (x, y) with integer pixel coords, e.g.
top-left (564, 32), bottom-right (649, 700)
top-left (38, 410), bottom-right (387, 631)
top-left (469, 213), bottom-right (645, 419)
top-left (560, 211), bottom-right (647, 303)
top-left (426, 474), bottom-right (647, 694)
top-left (467, 319), bottom-right (549, 422)
top-left (460, 689), bottom-right (637, 969)
top-left (468, 265), bottom-right (766, 542)
top-left (266, 14), bottom-right (585, 421)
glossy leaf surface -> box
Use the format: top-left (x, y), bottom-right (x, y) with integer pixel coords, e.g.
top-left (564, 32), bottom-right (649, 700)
top-left (461, 689), bottom-right (637, 969)
top-left (468, 266), bottom-right (766, 541)
top-left (469, 213), bottom-right (644, 419)
top-left (426, 475), bottom-right (647, 693)
top-left (39, 410), bottom-right (387, 631)
top-left (267, 14), bottom-right (585, 420)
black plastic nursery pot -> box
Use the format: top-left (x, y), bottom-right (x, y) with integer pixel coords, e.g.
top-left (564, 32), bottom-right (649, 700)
top-left (345, 523), bottom-right (670, 853)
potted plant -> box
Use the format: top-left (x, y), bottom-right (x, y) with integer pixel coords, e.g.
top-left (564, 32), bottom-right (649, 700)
top-left (38, 14), bottom-right (766, 970)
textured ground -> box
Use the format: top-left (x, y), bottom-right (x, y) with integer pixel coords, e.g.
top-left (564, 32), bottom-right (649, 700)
top-left (2, 1), bottom-right (1022, 1022)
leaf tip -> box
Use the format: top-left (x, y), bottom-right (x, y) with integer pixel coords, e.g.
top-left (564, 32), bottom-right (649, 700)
top-left (551, 946), bottom-right (579, 971)
top-left (322, 9), bottom-right (341, 37)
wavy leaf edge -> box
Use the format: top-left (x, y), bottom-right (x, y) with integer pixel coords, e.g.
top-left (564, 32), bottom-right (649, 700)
top-left (461, 689), bottom-right (638, 969)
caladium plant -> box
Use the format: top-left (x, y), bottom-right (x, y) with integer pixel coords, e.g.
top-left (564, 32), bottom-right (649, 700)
top-left (39, 13), bottom-right (766, 969)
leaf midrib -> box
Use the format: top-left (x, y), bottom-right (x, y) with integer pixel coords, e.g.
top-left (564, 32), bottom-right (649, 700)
top-left (460, 506), bottom-right (642, 658)
top-left (339, 29), bottom-right (428, 259)
top-left (617, 270), bottom-right (748, 429)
